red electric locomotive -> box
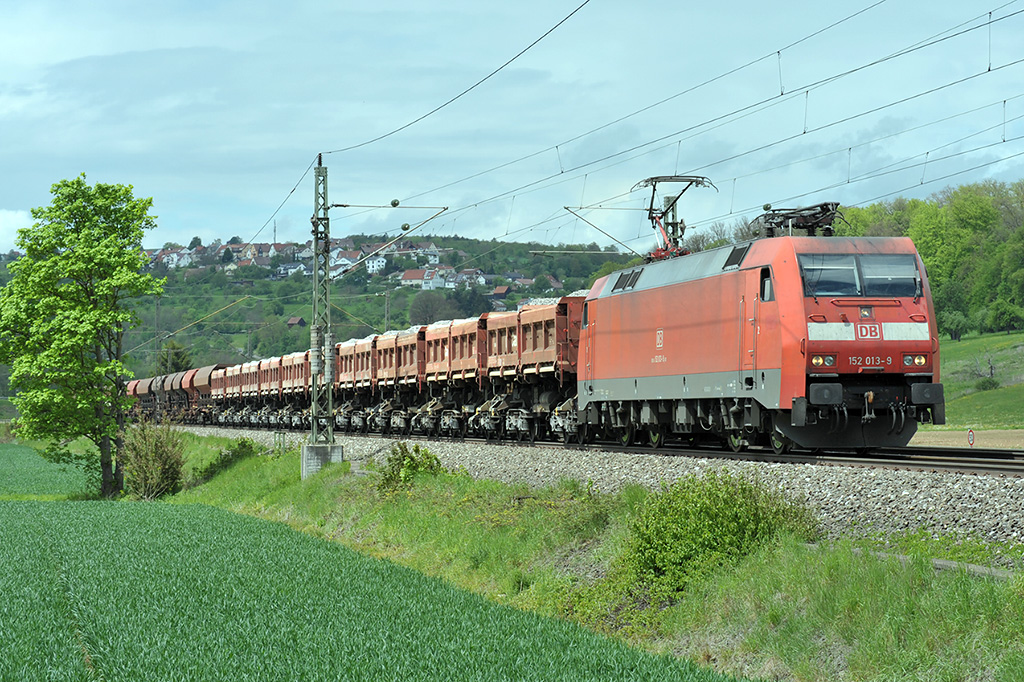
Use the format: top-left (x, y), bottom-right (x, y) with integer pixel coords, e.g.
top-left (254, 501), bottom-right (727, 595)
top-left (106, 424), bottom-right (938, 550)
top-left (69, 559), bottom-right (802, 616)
top-left (577, 200), bottom-right (944, 451)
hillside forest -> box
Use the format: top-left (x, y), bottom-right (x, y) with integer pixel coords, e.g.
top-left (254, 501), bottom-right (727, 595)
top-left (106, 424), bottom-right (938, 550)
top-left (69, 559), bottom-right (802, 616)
top-left (1, 178), bottom-right (1022, 385)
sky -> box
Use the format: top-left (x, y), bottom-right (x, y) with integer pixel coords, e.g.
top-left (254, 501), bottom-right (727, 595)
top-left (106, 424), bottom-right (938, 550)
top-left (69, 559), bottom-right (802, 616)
top-left (2, 0), bottom-right (1024, 257)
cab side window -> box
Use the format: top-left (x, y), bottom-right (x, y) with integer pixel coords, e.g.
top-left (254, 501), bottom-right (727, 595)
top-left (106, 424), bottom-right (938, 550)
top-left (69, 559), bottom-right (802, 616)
top-left (760, 268), bottom-right (774, 302)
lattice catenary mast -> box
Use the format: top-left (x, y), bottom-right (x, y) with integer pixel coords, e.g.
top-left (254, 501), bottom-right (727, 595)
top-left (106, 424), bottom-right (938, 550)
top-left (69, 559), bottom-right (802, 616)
top-left (309, 155), bottom-right (335, 445)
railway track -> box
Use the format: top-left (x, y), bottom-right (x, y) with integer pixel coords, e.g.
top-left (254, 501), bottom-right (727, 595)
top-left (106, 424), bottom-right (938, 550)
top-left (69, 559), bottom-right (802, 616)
top-left (543, 440), bottom-right (1024, 477)
top-left (191, 422), bottom-right (1024, 478)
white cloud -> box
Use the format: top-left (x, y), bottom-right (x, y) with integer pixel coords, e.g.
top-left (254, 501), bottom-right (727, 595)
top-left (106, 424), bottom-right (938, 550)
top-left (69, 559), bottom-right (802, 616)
top-left (0, 209), bottom-right (33, 252)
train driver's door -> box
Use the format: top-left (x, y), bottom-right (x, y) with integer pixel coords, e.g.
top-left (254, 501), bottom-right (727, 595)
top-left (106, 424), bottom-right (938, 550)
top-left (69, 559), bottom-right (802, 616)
top-left (581, 300), bottom-right (594, 396)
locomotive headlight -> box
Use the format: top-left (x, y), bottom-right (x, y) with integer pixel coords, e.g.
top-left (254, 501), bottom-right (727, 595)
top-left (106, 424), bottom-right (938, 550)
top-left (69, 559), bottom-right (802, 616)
top-left (903, 355), bottom-right (914, 366)
top-left (811, 355), bottom-right (836, 368)
top-left (823, 355), bottom-right (836, 367)
top-left (914, 354), bottom-right (927, 366)
top-left (812, 355), bottom-right (824, 367)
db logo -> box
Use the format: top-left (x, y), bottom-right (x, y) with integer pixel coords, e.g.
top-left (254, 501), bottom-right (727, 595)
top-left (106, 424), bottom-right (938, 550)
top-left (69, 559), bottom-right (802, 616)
top-left (656, 328), bottom-right (664, 349)
top-left (856, 323), bottom-right (881, 340)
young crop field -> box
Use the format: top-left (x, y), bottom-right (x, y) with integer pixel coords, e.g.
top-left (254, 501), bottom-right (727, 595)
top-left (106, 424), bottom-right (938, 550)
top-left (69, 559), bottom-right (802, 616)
top-left (0, 500), bottom-right (728, 681)
top-left (0, 443), bottom-right (92, 500)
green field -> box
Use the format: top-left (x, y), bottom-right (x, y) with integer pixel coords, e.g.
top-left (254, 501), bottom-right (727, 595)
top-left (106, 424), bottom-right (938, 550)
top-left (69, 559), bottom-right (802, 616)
top-left (932, 330), bottom-right (1024, 429)
top-left (0, 500), bottom-right (726, 681)
top-left (0, 443), bottom-right (92, 500)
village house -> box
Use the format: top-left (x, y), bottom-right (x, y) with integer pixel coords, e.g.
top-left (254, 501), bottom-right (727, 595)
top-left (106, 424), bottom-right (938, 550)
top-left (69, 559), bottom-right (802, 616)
top-left (399, 269), bottom-right (428, 288)
top-left (269, 243), bottom-right (298, 260)
top-left (277, 262), bottom-right (309, 278)
top-left (330, 249), bottom-right (362, 269)
top-left (364, 254), bottom-right (387, 274)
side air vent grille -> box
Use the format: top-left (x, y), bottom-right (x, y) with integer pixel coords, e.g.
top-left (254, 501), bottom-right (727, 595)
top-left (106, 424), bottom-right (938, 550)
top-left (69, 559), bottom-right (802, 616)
top-left (612, 268), bottom-right (644, 292)
top-left (723, 244), bottom-right (750, 269)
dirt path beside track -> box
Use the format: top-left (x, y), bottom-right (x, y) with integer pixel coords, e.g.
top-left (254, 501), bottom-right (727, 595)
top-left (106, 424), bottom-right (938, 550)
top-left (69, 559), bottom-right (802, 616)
top-left (911, 429), bottom-right (1024, 450)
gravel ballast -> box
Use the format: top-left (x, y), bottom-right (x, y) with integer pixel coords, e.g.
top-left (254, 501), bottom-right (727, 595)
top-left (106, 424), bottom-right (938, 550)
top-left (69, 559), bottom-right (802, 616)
top-left (188, 427), bottom-right (1024, 567)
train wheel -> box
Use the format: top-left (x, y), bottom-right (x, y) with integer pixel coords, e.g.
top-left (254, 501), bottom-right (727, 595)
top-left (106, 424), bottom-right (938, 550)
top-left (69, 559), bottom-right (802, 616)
top-left (726, 432), bottom-right (747, 453)
top-left (769, 430), bottom-right (790, 455)
top-left (581, 424), bottom-right (595, 445)
top-left (647, 426), bottom-right (666, 450)
top-left (616, 424), bottom-right (635, 449)
top-left (527, 421), bottom-right (538, 445)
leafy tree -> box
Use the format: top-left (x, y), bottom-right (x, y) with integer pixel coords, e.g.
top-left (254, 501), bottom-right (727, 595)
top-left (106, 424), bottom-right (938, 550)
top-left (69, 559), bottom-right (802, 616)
top-left (986, 298), bottom-right (1024, 333)
top-left (227, 235), bottom-right (242, 245)
top-left (188, 235), bottom-right (203, 249)
top-left (449, 287), bottom-right (490, 317)
top-left (938, 310), bottom-right (970, 341)
top-left (529, 276), bottom-right (552, 295)
top-left (157, 339), bottom-right (193, 373)
top-left (263, 299), bottom-right (285, 317)
top-left (0, 175), bottom-right (163, 496)
top-left (408, 291), bottom-right (460, 325)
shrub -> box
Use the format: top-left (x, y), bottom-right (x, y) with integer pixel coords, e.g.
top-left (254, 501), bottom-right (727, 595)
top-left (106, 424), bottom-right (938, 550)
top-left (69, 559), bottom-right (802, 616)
top-left (377, 442), bottom-right (443, 492)
top-left (975, 376), bottom-right (1000, 392)
top-left (123, 422), bottom-right (185, 500)
top-left (623, 469), bottom-right (817, 601)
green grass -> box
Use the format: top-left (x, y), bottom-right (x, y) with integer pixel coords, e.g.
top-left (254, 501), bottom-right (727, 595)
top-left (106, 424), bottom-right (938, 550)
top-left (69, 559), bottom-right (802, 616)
top-left (0, 500), bottom-right (723, 681)
top-left (937, 330), bottom-right (1024, 400)
top-left (173, 439), bottom-right (1024, 681)
top-left (175, 449), bottom-right (630, 607)
top-left (917, 330), bottom-right (1024, 429)
top-left (0, 443), bottom-right (93, 500)
top-left (941, 382), bottom-right (1024, 430)
top-left (662, 537), bottom-right (1024, 681)
top-left (858, 527), bottom-right (1024, 571)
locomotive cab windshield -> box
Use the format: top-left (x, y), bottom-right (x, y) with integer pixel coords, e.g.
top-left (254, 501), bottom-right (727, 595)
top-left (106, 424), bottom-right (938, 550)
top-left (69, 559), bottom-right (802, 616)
top-left (799, 253), bottom-right (921, 298)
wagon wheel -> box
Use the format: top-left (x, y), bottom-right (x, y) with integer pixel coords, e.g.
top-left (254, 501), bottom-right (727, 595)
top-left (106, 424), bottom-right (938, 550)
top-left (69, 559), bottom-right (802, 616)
top-left (616, 423), bottom-right (635, 449)
top-left (769, 429), bottom-right (791, 455)
top-left (459, 420), bottom-right (469, 440)
top-left (528, 421), bottom-right (542, 444)
top-left (647, 425), bottom-right (667, 450)
top-left (726, 432), bottom-right (747, 453)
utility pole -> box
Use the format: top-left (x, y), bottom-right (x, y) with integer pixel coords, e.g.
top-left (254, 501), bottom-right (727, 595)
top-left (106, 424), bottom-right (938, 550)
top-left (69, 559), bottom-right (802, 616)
top-left (302, 155), bottom-right (343, 478)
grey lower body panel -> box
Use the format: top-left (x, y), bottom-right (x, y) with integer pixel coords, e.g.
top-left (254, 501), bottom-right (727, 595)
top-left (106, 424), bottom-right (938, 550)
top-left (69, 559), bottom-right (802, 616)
top-left (579, 370), bottom-right (935, 449)
top-left (579, 369), bottom-right (783, 411)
